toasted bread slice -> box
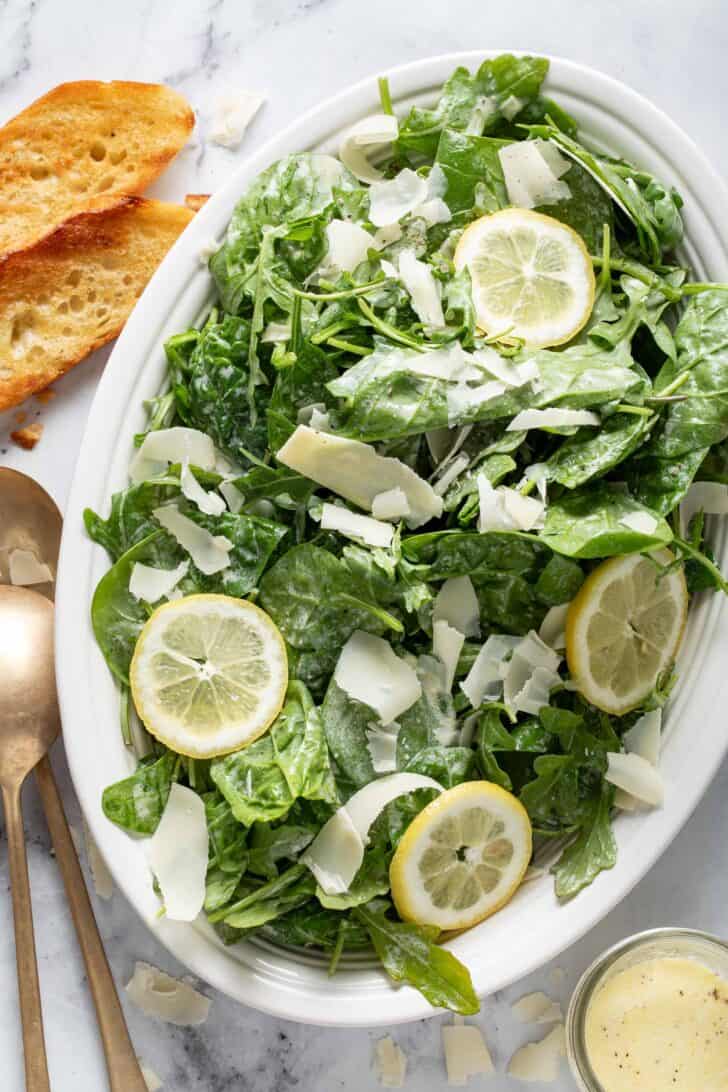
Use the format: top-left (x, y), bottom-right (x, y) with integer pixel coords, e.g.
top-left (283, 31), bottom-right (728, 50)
top-left (0, 194), bottom-right (194, 410)
top-left (0, 80), bottom-right (194, 255)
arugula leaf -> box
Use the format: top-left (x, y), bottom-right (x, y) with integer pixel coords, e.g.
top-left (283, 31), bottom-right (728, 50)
top-left (398, 54), bottom-right (548, 160)
top-left (405, 745), bottom-right (475, 787)
top-left (263, 904), bottom-right (370, 950)
top-left (536, 161), bottom-right (613, 252)
top-left (102, 751), bottom-right (178, 835)
top-left (267, 339), bottom-right (339, 451)
top-left (553, 785), bottom-right (617, 899)
top-left (434, 129), bottom-right (508, 214)
top-left (354, 903), bottom-right (479, 1014)
top-left (210, 681), bottom-right (338, 826)
top-left (204, 791), bottom-right (249, 874)
top-left (212, 863), bottom-right (316, 929)
top-left (247, 818), bottom-right (316, 879)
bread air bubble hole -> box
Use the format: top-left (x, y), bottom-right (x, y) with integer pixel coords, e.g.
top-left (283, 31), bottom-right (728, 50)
top-left (69, 295), bottom-right (84, 313)
top-left (10, 311), bottom-right (36, 357)
top-left (122, 274), bottom-right (132, 286)
top-left (89, 140), bottom-right (107, 161)
top-left (96, 306), bottom-right (109, 319)
top-left (88, 290), bottom-right (97, 303)
top-left (110, 149), bottom-right (127, 165)
top-left (57, 301), bottom-right (69, 314)
top-left (66, 269), bottom-right (82, 287)
top-left (29, 163), bottom-right (50, 181)
top-left (62, 326), bottom-right (72, 337)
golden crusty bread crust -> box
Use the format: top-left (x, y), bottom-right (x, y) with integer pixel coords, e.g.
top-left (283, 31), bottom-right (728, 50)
top-left (0, 80), bottom-right (194, 256)
top-left (0, 194), bottom-right (194, 410)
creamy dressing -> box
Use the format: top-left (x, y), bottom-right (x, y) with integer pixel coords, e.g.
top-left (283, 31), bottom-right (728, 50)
top-left (585, 956), bottom-right (728, 1092)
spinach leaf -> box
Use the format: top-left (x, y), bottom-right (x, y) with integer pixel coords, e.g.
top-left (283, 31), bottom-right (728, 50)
top-left (210, 153), bottom-right (359, 312)
top-left (321, 680), bottom-right (376, 792)
top-left (434, 129), bottom-right (508, 214)
top-left (210, 681), bottom-right (338, 826)
top-left (90, 532), bottom-right (162, 683)
top-left (553, 785), bottom-right (617, 900)
top-left (166, 316), bottom-right (270, 465)
top-left (535, 161), bottom-right (613, 253)
top-left (397, 656), bottom-right (457, 768)
top-left (401, 529), bottom-right (550, 579)
top-left (540, 484), bottom-right (672, 558)
top-left (547, 412), bottom-right (653, 490)
top-left (534, 554), bottom-right (584, 605)
top-left (317, 847), bottom-right (390, 910)
top-left (259, 544), bottom-right (393, 694)
top-left (205, 866), bottom-right (244, 913)
top-left (204, 791), bottom-right (248, 873)
top-left (84, 478), bottom-right (181, 562)
top-left (232, 464), bottom-right (314, 508)
top-left (101, 751), bottom-right (178, 835)
top-left (247, 818), bottom-right (316, 879)
top-left (405, 746), bottom-right (475, 787)
top-left (519, 755), bottom-right (583, 834)
top-left (629, 291), bottom-right (728, 513)
top-left (398, 54), bottom-right (548, 160)
top-left (354, 903), bottom-right (479, 1014)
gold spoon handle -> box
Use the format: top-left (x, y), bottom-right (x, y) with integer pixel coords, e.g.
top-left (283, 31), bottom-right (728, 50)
top-left (34, 757), bottom-right (148, 1092)
top-left (2, 782), bottom-right (51, 1092)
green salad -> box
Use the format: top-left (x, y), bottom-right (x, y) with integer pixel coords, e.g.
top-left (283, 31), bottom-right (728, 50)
top-left (86, 54), bottom-right (728, 1015)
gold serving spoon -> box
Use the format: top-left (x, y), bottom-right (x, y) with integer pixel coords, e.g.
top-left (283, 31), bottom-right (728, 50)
top-left (0, 468), bottom-right (147, 1092)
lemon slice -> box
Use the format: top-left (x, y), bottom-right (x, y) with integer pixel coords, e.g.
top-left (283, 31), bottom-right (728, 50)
top-left (454, 208), bottom-right (595, 347)
top-left (130, 594), bottom-right (288, 758)
top-left (566, 549), bottom-right (687, 715)
top-left (389, 781), bottom-right (532, 930)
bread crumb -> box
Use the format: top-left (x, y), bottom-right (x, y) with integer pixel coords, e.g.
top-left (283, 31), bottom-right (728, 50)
top-left (11, 423), bottom-right (43, 449)
top-left (185, 193), bottom-right (209, 212)
top-left (35, 388), bottom-right (56, 404)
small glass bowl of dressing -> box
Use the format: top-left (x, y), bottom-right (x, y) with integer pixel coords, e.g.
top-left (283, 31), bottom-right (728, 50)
top-left (566, 927), bottom-right (728, 1092)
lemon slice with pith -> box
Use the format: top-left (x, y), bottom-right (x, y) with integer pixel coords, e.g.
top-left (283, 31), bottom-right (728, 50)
top-left (130, 594), bottom-right (288, 758)
top-left (454, 207), bottom-right (595, 347)
top-left (566, 549), bottom-right (688, 715)
top-left (389, 781), bottom-right (532, 931)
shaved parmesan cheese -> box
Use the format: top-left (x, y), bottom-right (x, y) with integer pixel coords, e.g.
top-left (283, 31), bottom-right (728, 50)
top-left (614, 787), bottom-right (639, 811)
top-left (433, 576), bottom-right (480, 637)
top-left (199, 238), bottom-right (221, 264)
top-left (320, 502), bottom-right (394, 548)
top-left (129, 561), bottom-right (189, 603)
top-left (433, 620), bottom-right (465, 690)
top-left (416, 197), bottom-right (452, 226)
top-left (303, 772), bottom-right (441, 893)
top-left (125, 963), bottom-right (211, 1026)
top-left (538, 603), bottom-right (569, 650)
top-left (153, 505), bottom-right (232, 575)
top-left (524, 462), bottom-right (549, 505)
top-left (478, 477), bottom-right (545, 533)
top-left (605, 751), bottom-right (664, 806)
top-left (507, 408), bottom-right (600, 432)
top-left (619, 510), bottom-right (658, 535)
top-left (8, 548), bottom-right (52, 586)
top-left (372, 487), bottom-right (411, 521)
top-left (499, 140), bottom-right (571, 210)
top-left (680, 480), bottom-right (728, 532)
top-left (512, 992), bottom-right (563, 1025)
top-left (219, 480), bottom-right (244, 514)
top-left (471, 346), bottom-right (530, 388)
top-left (375, 1036), bottom-right (408, 1088)
top-left (277, 426), bottom-right (443, 528)
top-left (148, 785), bottom-right (208, 922)
top-left (623, 709), bottom-right (661, 766)
top-left (426, 427), bottom-right (455, 463)
top-left (398, 249), bottom-right (445, 326)
top-left (503, 631), bottom-right (562, 715)
top-left (130, 427), bottom-right (216, 484)
top-left (82, 819), bottom-right (113, 900)
top-left (339, 113), bottom-right (398, 183)
top-left (434, 454), bottom-right (469, 497)
top-left (501, 94), bottom-right (526, 120)
top-left (507, 1024), bottom-right (566, 1082)
top-left (461, 634), bottom-right (520, 707)
top-left (141, 1063), bottom-right (163, 1091)
top-left (142, 1067), bottom-right (163, 1092)
top-left (522, 864), bottom-right (547, 885)
top-left (261, 321), bottom-right (291, 343)
top-left (368, 168), bottom-right (428, 227)
top-left (209, 90), bottom-right (264, 148)
top-left (345, 772), bottom-right (442, 839)
top-left (325, 219), bottom-right (376, 272)
top-left (309, 407), bottom-right (332, 432)
top-left (447, 380), bottom-right (507, 426)
top-left (466, 95), bottom-right (498, 133)
top-left (442, 1022), bottom-right (495, 1085)
top-left (180, 460), bottom-right (226, 516)
top-left (334, 631), bottom-right (421, 722)
top-left (366, 722), bottom-right (400, 774)
top-left (303, 808), bottom-right (363, 894)
top-left (373, 222), bottom-right (403, 248)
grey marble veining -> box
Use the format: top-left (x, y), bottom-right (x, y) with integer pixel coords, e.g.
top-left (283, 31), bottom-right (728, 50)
top-left (1, 2), bottom-right (728, 1089)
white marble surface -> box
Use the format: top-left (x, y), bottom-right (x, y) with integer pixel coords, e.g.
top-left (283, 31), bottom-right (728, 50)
top-left (1, 1), bottom-right (728, 1089)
